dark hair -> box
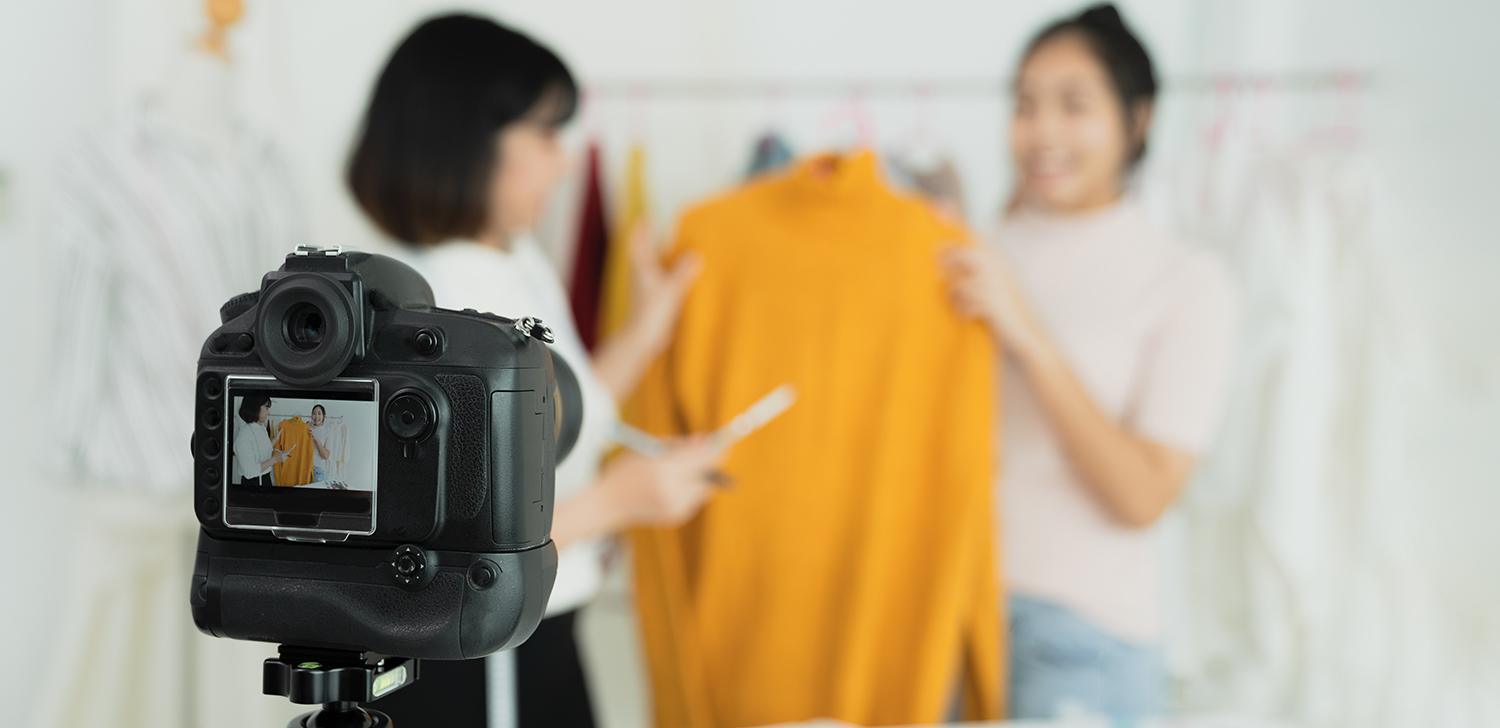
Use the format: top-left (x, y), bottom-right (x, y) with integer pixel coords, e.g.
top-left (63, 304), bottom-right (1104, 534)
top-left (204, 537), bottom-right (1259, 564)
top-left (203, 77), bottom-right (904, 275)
top-left (238, 394), bottom-right (271, 424)
top-left (311, 404), bottom-right (327, 419)
top-left (1022, 3), bottom-right (1158, 166)
top-left (347, 14), bottom-right (578, 246)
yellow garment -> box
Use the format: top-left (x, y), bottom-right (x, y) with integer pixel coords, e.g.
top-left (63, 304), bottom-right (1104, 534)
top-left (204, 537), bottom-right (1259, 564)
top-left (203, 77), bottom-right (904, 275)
top-left (272, 417), bottom-right (314, 486)
top-left (600, 144), bottom-right (651, 339)
top-left (629, 150), bottom-right (1004, 727)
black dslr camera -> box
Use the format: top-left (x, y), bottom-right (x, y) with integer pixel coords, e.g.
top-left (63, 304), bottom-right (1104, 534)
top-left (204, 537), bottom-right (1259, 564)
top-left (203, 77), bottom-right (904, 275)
top-left (189, 247), bottom-right (579, 722)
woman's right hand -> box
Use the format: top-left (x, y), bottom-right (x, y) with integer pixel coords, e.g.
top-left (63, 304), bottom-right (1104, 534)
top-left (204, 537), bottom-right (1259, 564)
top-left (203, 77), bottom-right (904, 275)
top-left (624, 223), bottom-right (702, 355)
top-left (599, 437), bottom-right (726, 529)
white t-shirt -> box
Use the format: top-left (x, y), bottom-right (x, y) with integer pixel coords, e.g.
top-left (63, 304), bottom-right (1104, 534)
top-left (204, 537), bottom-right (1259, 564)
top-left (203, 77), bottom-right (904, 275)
top-left (994, 201), bottom-right (1236, 644)
top-left (233, 420), bottom-right (274, 481)
top-left (402, 236), bottom-right (619, 617)
top-left (309, 422), bottom-right (331, 473)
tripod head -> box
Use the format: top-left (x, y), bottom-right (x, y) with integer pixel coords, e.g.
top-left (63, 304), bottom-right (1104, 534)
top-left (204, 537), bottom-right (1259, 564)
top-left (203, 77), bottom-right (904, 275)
top-left (265, 645), bottom-right (420, 728)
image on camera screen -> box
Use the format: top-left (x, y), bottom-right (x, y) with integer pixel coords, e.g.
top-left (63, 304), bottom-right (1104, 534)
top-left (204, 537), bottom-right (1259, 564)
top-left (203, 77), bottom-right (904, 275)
top-left (223, 376), bottom-right (379, 535)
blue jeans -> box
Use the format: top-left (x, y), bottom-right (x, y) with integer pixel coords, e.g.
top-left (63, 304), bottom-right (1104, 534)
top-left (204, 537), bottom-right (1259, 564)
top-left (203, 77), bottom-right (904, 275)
top-left (1009, 595), bottom-right (1166, 723)
top-left (313, 466), bottom-right (327, 482)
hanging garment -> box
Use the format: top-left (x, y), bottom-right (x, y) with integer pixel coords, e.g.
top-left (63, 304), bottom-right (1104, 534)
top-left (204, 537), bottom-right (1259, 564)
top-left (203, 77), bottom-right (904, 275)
top-left (886, 153), bottom-right (967, 223)
top-left (272, 416), bottom-right (314, 486)
top-left (34, 98), bottom-right (303, 728)
top-left (336, 420), bottom-right (349, 483)
top-left (331, 421), bottom-right (349, 480)
top-left (1138, 134), bottom-right (1490, 727)
top-left (45, 106), bottom-right (300, 495)
top-left (567, 141), bottom-right (610, 351)
top-left (629, 150), bottom-right (1004, 727)
top-left (24, 488), bottom-right (304, 728)
top-left (599, 143), bottom-right (652, 340)
top-left (743, 130), bottom-right (795, 179)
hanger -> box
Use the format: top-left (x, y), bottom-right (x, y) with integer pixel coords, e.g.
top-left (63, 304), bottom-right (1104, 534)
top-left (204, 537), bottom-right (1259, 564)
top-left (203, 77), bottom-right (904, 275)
top-left (889, 83), bottom-right (942, 164)
top-left (816, 87), bottom-right (876, 153)
top-left (195, 0), bottom-right (244, 61)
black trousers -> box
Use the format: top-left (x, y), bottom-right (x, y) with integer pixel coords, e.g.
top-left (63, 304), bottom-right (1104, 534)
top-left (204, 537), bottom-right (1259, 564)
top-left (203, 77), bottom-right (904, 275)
top-left (516, 610), bottom-right (596, 728)
top-left (373, 610), bottom-right (595, 728)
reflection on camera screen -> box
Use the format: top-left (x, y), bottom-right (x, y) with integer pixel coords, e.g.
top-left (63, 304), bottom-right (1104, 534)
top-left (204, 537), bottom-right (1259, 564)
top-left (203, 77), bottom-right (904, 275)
top-left (223, 376), bottom-right (379, 536)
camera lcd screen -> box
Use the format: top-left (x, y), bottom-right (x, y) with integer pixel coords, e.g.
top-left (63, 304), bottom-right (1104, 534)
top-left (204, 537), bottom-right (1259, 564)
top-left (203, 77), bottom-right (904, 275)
top-left (223, 376), bottom-right (379, 536)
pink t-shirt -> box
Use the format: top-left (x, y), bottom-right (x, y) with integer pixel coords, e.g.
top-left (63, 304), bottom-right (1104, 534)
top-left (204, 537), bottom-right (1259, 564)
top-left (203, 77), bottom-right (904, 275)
top-left (993, 201), bottom-right (1236, 644)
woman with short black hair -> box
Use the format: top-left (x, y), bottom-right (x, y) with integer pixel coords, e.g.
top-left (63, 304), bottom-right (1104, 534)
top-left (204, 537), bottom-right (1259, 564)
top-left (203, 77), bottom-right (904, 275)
top-left (348, 14), bottom-right (725, 727)
top-left (232, 394), bottom-right (287, 487)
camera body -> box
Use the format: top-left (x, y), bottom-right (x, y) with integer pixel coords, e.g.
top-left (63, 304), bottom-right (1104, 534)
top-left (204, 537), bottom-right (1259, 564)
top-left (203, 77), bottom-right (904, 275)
top-left (189, 247), bottom-right (577, 659)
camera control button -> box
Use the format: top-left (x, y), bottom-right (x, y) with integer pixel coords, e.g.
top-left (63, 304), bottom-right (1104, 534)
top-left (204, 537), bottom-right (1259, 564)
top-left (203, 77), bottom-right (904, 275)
top-left (385, 391), bottom-right (435, 442)
top-left (218, 292), bottom-right (259, 325)
top-left (468, 560), bottom-right (498, 591)
top-left (389, 545), bottom-right (427, 588)
top-left (414, 328), bottom-right (440, 356)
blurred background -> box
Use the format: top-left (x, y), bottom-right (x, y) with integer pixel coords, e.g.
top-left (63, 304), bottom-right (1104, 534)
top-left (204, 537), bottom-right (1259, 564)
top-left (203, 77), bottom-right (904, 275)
top-left (1, 1), bottom-right (1496, 727)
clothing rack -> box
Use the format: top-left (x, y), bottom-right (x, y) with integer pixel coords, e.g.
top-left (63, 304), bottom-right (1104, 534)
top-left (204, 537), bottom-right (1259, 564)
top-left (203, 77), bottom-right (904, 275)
top-left (584, 71), bottom-right (1375, 99)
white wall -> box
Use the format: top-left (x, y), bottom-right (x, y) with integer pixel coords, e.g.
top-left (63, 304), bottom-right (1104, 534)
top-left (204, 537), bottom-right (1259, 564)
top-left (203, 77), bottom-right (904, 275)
top-left (1, 0), bottom-right (1496, 725)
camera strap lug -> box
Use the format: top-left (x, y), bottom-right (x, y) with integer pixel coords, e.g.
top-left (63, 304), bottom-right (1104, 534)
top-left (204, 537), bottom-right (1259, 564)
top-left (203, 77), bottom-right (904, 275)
top-left (513, 316), bottom-right (556, 344)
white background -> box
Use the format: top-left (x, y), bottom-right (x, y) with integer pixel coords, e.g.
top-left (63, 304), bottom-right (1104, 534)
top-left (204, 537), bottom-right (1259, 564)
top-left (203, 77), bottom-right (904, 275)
top-left (1, 1), bottom-right (1496, 726)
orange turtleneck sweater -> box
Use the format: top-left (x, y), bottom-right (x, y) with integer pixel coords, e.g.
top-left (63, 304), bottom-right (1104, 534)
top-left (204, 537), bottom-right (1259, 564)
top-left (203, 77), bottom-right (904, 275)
top-left (628, 150), bottom-right (1004, 727)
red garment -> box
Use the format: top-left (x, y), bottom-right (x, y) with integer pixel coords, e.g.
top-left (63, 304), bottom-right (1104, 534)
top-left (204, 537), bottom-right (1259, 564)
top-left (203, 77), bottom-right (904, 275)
top-left (568, 142), bottom-right (609, 351)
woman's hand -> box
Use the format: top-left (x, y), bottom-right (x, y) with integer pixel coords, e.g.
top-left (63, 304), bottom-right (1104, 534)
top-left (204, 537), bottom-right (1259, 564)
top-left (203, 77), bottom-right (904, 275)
top-left (598, 436), bottom-right (726, 529)
top-left (943, 243), bottom-right (1204, 529)
top-left (261, 448), bottom-right (291, 472)
top-left (549, 436), bottom-right (728, 550)
top-left (624, 222), bottom-right (701, 355)
top-left (940, 244), bottom-right (1047, 360)
top-left (592, 224), bottom-right (702, 401)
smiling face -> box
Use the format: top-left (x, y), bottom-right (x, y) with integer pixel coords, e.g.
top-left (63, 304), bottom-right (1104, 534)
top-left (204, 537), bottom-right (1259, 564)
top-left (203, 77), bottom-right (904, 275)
top-left (1010, 32), bottom-right (1146, 213)
top-left (258, 403), bottom-right (271, 424)
top-left (311, 405), bottom-right (326, 426)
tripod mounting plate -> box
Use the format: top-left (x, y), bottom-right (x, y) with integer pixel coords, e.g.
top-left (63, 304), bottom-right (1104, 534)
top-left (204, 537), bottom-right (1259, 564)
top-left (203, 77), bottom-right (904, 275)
top-left (265, 645), bottom-right (419, 705)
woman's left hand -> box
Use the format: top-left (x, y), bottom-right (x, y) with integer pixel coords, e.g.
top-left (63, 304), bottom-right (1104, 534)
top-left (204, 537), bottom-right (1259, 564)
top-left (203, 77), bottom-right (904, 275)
top-left (625, 222), bottom-right (701, 351)
top-left (940, 244), bottom-right (1046, 358)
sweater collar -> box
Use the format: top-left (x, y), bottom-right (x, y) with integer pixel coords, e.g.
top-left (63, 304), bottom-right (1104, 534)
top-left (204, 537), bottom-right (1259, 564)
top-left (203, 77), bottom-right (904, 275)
top-left (787, 149), bottom-right (885, 198)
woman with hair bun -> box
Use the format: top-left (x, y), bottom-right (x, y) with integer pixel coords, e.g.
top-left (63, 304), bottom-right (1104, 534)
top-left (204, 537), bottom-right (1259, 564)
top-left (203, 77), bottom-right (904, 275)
top-left (943, 4), bottom-right (1238, 720)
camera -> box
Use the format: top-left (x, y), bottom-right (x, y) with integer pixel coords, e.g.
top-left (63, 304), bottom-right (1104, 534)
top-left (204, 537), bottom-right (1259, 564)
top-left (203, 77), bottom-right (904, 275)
top-left (189, 246), bottom-right (579, 662)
